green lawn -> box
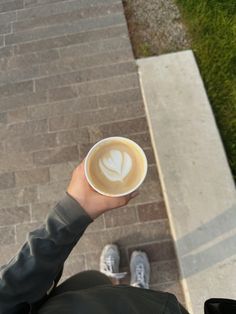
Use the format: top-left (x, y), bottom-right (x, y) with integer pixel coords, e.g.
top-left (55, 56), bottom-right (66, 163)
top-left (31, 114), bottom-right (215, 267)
top-left (175, 0), bottom-right (236, 181)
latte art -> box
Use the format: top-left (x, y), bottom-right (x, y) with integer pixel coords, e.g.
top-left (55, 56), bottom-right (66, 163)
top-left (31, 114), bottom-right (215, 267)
top-left (99, 149), bottom-right (132, 182)
top-left (85, 137), bottom-right (147, 196)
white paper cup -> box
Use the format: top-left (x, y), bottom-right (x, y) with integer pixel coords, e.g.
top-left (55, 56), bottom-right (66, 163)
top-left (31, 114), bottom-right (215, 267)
top-left (84, 137), bottom-right (148, 197)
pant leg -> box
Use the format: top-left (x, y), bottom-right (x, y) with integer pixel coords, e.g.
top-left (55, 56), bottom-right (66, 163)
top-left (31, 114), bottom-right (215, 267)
top-left (51, 270), bottom-right (112, 297)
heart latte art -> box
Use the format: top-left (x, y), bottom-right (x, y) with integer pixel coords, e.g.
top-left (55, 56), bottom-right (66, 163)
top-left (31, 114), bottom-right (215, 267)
top-left (99, 149), bottom-right (132, 182)
top-left (86, 138), bottom-right (147, 196)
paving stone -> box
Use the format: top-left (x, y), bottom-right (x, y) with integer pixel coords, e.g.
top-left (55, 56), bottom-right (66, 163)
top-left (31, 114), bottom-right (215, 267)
top-left (0, 46), bottom-right (14, 59)
top-left (6, 13), bottom-right (126, 45)
top-left (24, 0), bottom-right (69, 8)
top-left (49, 103), bottom-right (143, 133)
top-left (83, 251), bottom-right (100, 271)
top-left (16, 222), bottom-right (43, 244)
top-left (37, 180), bottom-right (68, 203)
top-left (39, 49), bottom-right (133, 78)
top-left (14, 2), bottom-right (122, 31)
top-left (144, 147), bottom-right (156, 165)
top-left (0, 226), bottom-right (15, 245)
top-left (14, 25), bottom-right (127, 55)
top-left (97, 88), bottom-right (142, 108)
top-left (0, 23), bottom-right (11, 35)
top-left (59, 37), bottom-right (131, 59)
top-left (48, 86), bottom-right (77, 102)
top-left (137, 201), bottom-right (167, 222)
top-left (128, 240), bottom-right (176, 263)
top-left (104, 205), bottom-right (137, 228)
top-left (0, 11), bottom-right (16, 25)
top-left (74, 220), bottom-right (171, 254)
top-left (0, 0), bottom-right (23, 14)
top-left (33, 145), bottom-right (79, 166)
top-left (17, 0), bottom-right (119, 20)
top-left (0, 35), bottom-right (3, 47)
top-left (49, 162), bottom-right (76, 182)
top-left (56, 128), bottom-right (90, 146)
top-left (35, 62), bottom-right (136, 91)
top-left (31, 97), bottom-right (97, 120)
top-left (0, 188), bottom-right (18, 208)
top-left (0, 205), bottom-right (30, 226)
top-left (36, 62), bottom-right (136, 91)
top-left (150, 260), bottom-right (180, 284)
top-left (6, 133), bottom-right (57, 152)
top-left (49, 97), bottom-right (98, 116)
top-left (7, 119), bottom-right (48, 138)
top-left (76, 73), bottom-right (140, 97)
top-left (150, 281), bottom-right (186, 306)
top-left (130, 176), bottom-right (163, 205)
top-left (27, 104), bottom-right (50, 120)
top-left (62, 254), bottom-right (86, 278)
top-left (2, 50), bottom-right (60, 71)
top-left (126, 132), bottom-right (152, 149)
top-left (0, 91), bottom-right (47, 112)
top-left (15, 168), bottom-right (50, 186)
top-left (0, 80), bottom-right (33, 98)
top-left (0, 112), bottom-right (7, 123)
top-left (0, 142), bottom-right (5, 153)
top-left (7, 108), bottom-right (29, 124)
top-left (49, 114), bottom-right (78, 131)
top-left (0, 66), bottom-right (39, 86)
top-left (17, 186), bottom-right (39, 205)
top-left (0, 152), bottom-right (34, 172)
top-left (89, 117), bottom-right (149, 141)
top-left (86, 127), bottom-right (151, 147)
top-left (0, 172), bottom-right (15, 190)
top-left (146, 164), bottom-right (160, 182)
top-left (0, 243), bottom-right (21, 266)
top-left (86, 215), bottom-right (105, 233)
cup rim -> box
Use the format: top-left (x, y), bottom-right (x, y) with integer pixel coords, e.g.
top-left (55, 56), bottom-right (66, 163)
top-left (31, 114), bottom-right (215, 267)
top-left (84, 136), bottom-right (148, 197)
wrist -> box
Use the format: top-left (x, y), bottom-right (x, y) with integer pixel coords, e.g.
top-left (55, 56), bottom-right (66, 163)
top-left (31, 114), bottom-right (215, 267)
top-left (66, 191), bottom-right (99, 220)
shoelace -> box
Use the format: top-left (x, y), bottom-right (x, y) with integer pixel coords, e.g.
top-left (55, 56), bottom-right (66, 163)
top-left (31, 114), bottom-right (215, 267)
top-left (102, 256), bottom-right (127, 279)
top-left (136, 263), bottom-right (145, 285)
top-left (132, 263), bottom-right (148, 288)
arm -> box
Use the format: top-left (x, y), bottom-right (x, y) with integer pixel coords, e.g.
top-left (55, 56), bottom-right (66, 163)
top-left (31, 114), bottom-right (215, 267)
top-left (0, 161), bottom-right (138, 314)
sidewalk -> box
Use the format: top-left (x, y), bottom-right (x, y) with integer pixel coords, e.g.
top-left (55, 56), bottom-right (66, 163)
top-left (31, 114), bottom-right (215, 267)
top-left (0, 0), bottom-right (184, 304)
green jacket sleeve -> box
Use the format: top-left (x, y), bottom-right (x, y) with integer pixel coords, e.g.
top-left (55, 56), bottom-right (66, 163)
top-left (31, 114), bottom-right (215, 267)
top-left (0, 193), bottom-right (93, 314)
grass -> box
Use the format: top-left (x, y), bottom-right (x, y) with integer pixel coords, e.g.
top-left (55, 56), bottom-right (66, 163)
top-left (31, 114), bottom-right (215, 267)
top-left (175, 0), bottom-right (236, 180)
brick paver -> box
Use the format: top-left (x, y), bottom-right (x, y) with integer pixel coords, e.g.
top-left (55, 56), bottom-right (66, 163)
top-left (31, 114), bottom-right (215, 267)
top-left (0, 0), bottom-right (185, 305)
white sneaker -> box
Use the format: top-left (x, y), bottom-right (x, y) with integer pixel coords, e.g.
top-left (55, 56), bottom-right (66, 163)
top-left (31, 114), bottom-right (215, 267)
top-left (100, 244), bottom-right (127, 280)
top-left (130, 251), bottom-right (150, 289)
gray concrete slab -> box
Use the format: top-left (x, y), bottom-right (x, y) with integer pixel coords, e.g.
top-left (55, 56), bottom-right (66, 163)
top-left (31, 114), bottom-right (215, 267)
top-left (137, 50), bottom-right (236, 313)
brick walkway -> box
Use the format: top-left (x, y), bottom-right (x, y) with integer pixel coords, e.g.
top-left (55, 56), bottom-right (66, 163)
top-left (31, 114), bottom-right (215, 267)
top-left (0, 0), bottom-right (184, 304)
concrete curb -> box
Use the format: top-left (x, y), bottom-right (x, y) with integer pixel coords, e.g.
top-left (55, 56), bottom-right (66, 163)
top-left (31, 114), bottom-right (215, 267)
top-left (137, 50), bottom-right (236, 313)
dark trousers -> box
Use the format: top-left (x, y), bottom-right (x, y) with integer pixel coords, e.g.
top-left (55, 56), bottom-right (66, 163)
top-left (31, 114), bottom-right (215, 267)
top-left (31, 270), bottom-right (112, 313)
top-left (51, 270), bottom-right (112, 296)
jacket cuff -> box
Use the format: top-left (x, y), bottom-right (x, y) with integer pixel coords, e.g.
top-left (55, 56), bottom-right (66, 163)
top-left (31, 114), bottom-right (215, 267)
top-left (56, 193), bottom-right (93, 234)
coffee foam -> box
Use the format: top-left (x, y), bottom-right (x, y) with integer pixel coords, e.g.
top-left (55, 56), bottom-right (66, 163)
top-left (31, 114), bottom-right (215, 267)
top-left (98, 149), bottom-right (132, 182)
top-left (86, 138), bottom-right (147, 196)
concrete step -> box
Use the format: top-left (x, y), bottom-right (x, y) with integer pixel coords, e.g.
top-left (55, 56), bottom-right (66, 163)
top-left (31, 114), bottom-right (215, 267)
top-left (137, 50), bottom-right (236, 313)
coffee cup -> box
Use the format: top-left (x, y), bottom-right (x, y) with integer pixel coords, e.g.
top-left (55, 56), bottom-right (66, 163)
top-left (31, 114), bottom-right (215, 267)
top-left (85, 137), bottom-right (148, 197)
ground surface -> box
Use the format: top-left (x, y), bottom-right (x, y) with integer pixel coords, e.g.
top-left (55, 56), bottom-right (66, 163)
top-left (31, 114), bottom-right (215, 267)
top-left (123, 0), bottom-right (190, 57)
top-left (0, 0), bottom-right (184, 305)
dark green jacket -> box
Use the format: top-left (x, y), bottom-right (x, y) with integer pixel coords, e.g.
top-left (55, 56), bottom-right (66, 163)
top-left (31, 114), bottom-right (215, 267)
top-left (0, 194), bottom-right (189, 314)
